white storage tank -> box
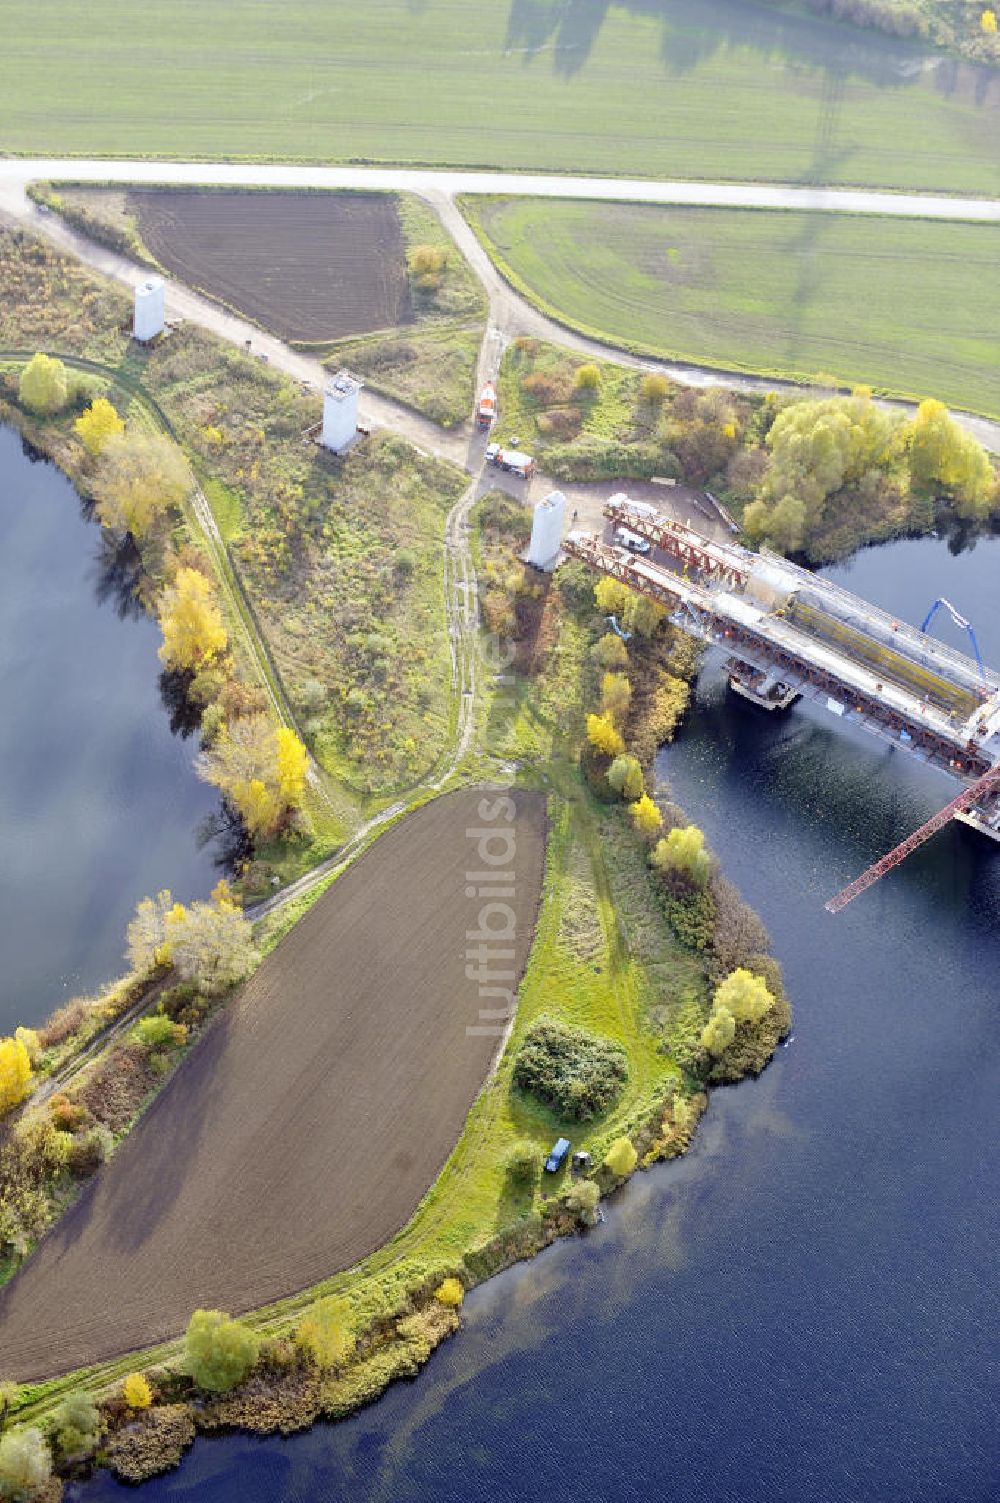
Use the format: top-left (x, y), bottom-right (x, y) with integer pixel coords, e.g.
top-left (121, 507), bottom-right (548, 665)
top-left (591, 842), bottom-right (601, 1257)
top-left (322, 371), bottom-right (363, 454)
top-left (526, 489), bottom-right (566, 571)
top-left (133, 278), bottom-right (165, 343)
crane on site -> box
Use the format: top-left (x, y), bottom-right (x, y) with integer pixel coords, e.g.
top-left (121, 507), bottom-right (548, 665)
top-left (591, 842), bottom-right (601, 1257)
top-left (920, 597), bottom-right (986, 680)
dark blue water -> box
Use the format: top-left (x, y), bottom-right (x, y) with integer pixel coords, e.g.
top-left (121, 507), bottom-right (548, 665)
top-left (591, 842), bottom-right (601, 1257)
top-left (0, 427), bottom-right (225, 1032)
top-left (80, 534), bottom-right (999, 1503)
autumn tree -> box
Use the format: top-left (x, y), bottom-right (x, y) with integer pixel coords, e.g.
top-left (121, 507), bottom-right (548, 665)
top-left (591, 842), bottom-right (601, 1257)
top-left (53, 1392), bottom-right (101, 1460)
top-left (982, 8), bottom-right (997, 31)
top-left (74, 397), bottom-right (124, 457)
top-left (197, 714), bottom-right (308, 837)
top-left (434, 1277), bottom-right (465, 1307)
top-left (640, 373), bottom-right (669, 404)
top-left (586, 712), bottom-right (625, 759)
top-left (563, 1178), bottom-right (601, 1226)
top-left (0, 1427), bottom-right (51, 1502)
top-left (714, 967), bottom-right (775, 1025)
top-left (593, 578), bottom-right (664, 639)
top-left (0, 1038), bottom-right (32, 1116)
top-left (184, 1309), bottom-right (259, 1393)
top-left (157, 567), bottom-right (228, 673)
top-left (745, 388), bottom-right (904, 550)
top-left (701, 1004), bottom-right (736, 1057)
top-left (600, 671), bottom-right (632, 724)
top-left (122, 1373), bottom-right (152, 1410)
top-left (907, 399), bottom-right (995, 519)
top-left (168, 900), bottom-right (257, 995)
top-left (607, 754), bottom-right (644, 801)
top-left (651, 824), bottom-right (710, 887)
top-left (93, 430), bottom-right (191, 538)
top-left (504, 1139), bottom-right (540, 1187)
top-left (604, 1137), bottom-right (638, 1177)
top-left (574, 363), bottom-right (601, 390)
top-left (18, 353), bottom-right (68, 416)
top-left (629, 793), bottom-right (663, 836)
top-left (126, 887), bottom-right (256, 994)
top-left (126, 889), bottom-right (185, 974)
top-left (276, 726), bottom-right (309, 808)
top-left (590, 632), bottom-right (629, 671)
top-left (296, 1296), bottom-right (354, 1369)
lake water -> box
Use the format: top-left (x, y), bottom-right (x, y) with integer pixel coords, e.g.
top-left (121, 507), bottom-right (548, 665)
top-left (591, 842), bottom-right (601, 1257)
top-left (80, 531), bottom-right (999, 1502)
top-left (0, 426), bottom-right (225, 1034)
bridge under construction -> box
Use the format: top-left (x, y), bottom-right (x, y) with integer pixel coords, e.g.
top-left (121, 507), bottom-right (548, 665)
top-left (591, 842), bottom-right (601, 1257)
top-left (565, 497), bottom-right (1000, 911)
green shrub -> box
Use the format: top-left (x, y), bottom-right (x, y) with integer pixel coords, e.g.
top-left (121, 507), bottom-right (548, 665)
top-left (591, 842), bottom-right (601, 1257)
top-left (563, 1179), bottom-right (600, 1226)
top-left (503, 1139), bottom-right (540, 1186)
top-left (660, 886), bottom-right (716, 950)
top-left (640, 373), bottom-right (670, 404)
top-left (512, 1016), bottom-right (629, 1121)
top-left (135, 1013), bottom-right (185, 1050)
top-left (184, 1309), bottom-right (259, 1393)
top-left (604, 1137), bottom-right (638, 1178)
top-left (574, 363), bottom-right (601, 390)
top-left (54, 1391), bottom-right (101, 1459)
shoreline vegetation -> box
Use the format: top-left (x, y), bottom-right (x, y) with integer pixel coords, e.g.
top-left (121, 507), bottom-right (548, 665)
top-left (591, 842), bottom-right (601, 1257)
top-left (0, 195), bottom-right (993, 1495)
top-left (0, 466), bottom-right (790, 1496)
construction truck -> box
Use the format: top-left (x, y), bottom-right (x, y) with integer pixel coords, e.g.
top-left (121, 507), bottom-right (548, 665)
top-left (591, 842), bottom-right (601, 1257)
top-left (486, 444), bottom-right (534, 479)
top-left (476, 381), bottom-right (497, 429)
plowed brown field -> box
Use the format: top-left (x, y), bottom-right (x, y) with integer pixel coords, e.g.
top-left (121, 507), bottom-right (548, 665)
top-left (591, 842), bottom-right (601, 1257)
top-left (129, 189), bottom-right (412, 342)
top-left (0, 790), bottom-right (546, 1380)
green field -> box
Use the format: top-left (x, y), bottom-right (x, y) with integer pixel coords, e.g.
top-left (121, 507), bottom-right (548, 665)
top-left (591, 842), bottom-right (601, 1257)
top-left (467, 197), bottom-right (1000, 415)
top-left (4, 0), bottom-right (1000, 193)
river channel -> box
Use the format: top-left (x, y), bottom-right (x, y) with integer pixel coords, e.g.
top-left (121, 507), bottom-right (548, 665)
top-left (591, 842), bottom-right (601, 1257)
top-left (0, 426), bottom-right (224, 1034)
top-left (80, 530), bottom-right (999, 1502)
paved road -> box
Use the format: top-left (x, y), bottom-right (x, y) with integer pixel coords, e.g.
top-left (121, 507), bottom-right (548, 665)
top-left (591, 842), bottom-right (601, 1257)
top-left (4, 159), bottom-right (1000, 221)
top-left (3, 156), bottom-right (999, 456)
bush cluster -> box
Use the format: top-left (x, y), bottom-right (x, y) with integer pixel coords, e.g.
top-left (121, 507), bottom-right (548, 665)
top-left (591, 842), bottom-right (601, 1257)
top-left (512, 1016), bottom-right (629, 1121)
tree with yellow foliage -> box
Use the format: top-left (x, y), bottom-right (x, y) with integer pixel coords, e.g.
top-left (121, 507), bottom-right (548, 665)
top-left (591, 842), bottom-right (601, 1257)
top-left (127, 890), bottom-right (187, 974)
top-left (604, 1137), bottom-right (638, 1177)
top-left (158, 567), bottom-right (228, 673)
top-left (19, 353), bottom-right (68, 415)
top-left (714, 968), bottom-right (774, 1025)
top-left (907, 399), bottom-right (995, 519)
top-left (651, 824), bottom-right (710, 887)
top-left (276, 726), bottom-right (309, 807)
top-left (126, 886), bottom-right (257, 994)
top-left (586, 713), bottom-right (625, 759)
top-left (701, 1004), bottom-right (736, 1057)
top-left (0, 1037), bottom-right (33, 1116)
top-left (434, 1277), bottom-right (465, 1307)
top-left (122, 1373), bottom-right (152, 1410)
top-left (600, 671), bottom-right (632, 725)
top-left (296, 1296), bottom-right (354, 1369)
top-left (629, 793), bottom-right (663, 835)
top-left (982, 9), bottom-right (997, 31)
top-left (197, 714), bottom-right (308, 837)
top-left (74, 397), bottom-right (125, 457)
top-left (93, 430), bottom-right (191, 538)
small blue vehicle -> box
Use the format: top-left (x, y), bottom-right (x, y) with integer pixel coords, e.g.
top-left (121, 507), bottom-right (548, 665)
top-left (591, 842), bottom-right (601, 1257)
top-left (544, 1137), bottom-right (571, 1174)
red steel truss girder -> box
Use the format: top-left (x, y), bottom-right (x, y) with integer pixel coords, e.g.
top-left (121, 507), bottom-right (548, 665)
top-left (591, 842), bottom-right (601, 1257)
top-left (825, 766), bottom-right (1000, 914)
top-left (603, 500), bottom-right (749, 590)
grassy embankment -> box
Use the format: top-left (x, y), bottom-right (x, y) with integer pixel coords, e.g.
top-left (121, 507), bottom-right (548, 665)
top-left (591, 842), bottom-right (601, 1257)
top-left (464, 196), bottom-right (1000, 420)
top-left (3, 1), bottom-right (1000, 194)
top-left (8, 490), bottom-right (788, 1484)
top-left (0, 227), bottom-right (467, 828)
top-left (31, 186), bottom-right (488, 429)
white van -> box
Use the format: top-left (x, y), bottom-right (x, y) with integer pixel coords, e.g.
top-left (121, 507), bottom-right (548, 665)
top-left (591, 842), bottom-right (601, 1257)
top-left (613, 526), bottom-right (651, 554)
